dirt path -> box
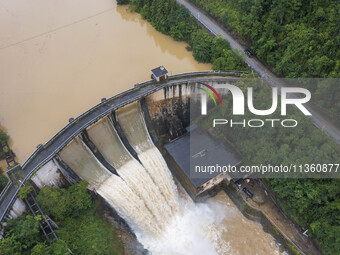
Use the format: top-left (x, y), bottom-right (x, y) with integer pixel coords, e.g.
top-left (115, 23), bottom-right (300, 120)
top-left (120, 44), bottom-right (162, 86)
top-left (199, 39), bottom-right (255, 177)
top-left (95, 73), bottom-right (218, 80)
top-left (235, 179), bottom-right (323, 255)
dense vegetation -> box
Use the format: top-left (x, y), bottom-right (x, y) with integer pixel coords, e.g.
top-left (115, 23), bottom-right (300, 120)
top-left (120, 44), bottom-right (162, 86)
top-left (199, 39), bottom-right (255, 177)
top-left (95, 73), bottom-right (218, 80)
top-left (200, 79), bottom-right (340, 255)
top-left (0, 181), bottom-right (124, 255)
top-left (0, 174), bottom-right (8, 192)
top-left (0, 128), bottom-right (9, 160)
top-left (120, 0), bottom-right (247, 70)
top-left (0, 127), bottom-right (9, 192)
top-left (268, 179), bottom-right (340, 255)
top-left (192, 0), bottom-right (340, 123)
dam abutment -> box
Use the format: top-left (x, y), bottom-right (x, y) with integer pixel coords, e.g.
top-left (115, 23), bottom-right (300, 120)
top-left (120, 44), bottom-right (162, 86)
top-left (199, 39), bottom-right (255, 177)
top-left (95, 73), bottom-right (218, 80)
top-left (140, 98), bottom-right (159, 144)
top-left (54, 156), bottom-right (81, 185)
top-left (145, 84), bottom-right (190, 141)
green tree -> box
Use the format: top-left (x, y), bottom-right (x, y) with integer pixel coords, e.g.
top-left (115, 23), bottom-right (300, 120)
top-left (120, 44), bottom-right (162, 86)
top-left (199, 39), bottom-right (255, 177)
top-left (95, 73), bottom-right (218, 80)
top-left (18, 186), bottom-right (33, 199)
top-left (0, 175), bottom-right (9, 191)
top-left (0, 128), bottom-right (9, 160)
top-left (50, 240), bottom-right (71, 255)
top-left (31, 243), bottom-right (48, 255)
top-left (36, 186), bottom-right (69, 221)
top-left (0, 235), bottom-right (21, 255)
top-left (5, 215), bottom-right (40, 249)
top-left (0, 129), bottom-right (9, 144)
top-left (194, 0), bottom-right (340, 123)
top-left (57, 210), bottom-right (124, 255)
top-left (67, 180), bottom-right (93, 217)
top-left (36, 181), bottom-right (92, 221)
top-left (191, 30), bottom-right (213, 62)
top-left (211, 34), bottom-right (231, 61)
top-left (167, 7), bottom-right (195, 41)
top-left (31, 240), bottom-right (70, 255)
top-left (117, 0), bottom-right (130, 5)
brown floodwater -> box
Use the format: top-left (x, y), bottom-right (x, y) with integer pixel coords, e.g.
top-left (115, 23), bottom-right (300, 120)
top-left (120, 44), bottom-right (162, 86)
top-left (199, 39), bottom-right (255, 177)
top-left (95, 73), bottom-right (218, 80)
top-left (0, 0), bottom-right (211, 163)
top-left (212, 192), bottom-right (285, 255)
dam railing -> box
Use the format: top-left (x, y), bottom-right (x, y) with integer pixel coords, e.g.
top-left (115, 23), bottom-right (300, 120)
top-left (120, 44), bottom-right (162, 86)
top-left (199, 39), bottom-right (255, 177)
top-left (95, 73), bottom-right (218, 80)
top-left (134, 70), bottom-right (246, 89)
top-left (0, 71), bottom-right (246, 226)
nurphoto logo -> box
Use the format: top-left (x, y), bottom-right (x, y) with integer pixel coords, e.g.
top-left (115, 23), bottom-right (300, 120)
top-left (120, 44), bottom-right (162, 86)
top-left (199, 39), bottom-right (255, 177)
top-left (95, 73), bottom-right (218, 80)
top-left (199, 83), bottom-right (312, 128)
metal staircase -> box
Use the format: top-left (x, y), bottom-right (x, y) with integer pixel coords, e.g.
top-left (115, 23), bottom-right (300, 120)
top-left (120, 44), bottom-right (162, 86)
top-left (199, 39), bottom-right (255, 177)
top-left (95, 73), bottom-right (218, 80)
top-left (24, 192), bottom-right (58, 243)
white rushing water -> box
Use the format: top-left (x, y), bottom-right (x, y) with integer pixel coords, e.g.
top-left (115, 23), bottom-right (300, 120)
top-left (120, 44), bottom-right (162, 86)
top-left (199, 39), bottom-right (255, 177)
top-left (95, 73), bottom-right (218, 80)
top-left (87, 118), bottom-right (173, 228)
top-left (59, 102), bottom-right (284, 254)
top-left (136, 196), bottom-right (231, 255)
top-left (114, 160), bottom-right (173, 228)
top-left (98, 175), bottom-right (161, 236)
top-left (116, 102), bottom-right (180, 212)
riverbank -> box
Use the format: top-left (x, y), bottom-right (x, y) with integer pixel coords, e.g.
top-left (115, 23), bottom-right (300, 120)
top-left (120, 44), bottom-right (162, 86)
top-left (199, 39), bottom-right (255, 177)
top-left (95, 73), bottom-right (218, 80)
top-left (94, 195), bottom-right (147, 255)
top-left (0, 160), bottom-right (9, 193)
top-left (0, 126), bottom-right (10, 192)
top-left (224, 181), bottom-right (323, 255)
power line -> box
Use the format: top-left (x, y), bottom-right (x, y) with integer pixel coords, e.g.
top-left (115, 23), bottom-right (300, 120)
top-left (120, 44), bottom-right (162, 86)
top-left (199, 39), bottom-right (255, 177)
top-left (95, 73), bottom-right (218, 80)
top-left (0, 7), bottom-right (114, 51)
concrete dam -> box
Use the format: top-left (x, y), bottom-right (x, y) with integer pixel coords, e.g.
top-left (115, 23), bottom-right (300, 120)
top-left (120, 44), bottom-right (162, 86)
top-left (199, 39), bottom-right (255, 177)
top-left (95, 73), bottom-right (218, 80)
top-left (0, 72), bottom-right (245, 253)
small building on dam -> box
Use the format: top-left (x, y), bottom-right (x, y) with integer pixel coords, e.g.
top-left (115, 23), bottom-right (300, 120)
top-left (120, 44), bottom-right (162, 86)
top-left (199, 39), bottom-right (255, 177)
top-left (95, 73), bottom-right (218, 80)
top-left (151, 66), bottom-right (168, 82)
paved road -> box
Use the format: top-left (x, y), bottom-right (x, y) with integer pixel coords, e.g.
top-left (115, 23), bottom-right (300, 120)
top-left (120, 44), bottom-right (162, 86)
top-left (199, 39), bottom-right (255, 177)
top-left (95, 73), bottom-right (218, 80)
top-left (178, 0), bottom-right (340, 144)
top-left (0, 73), bottom-right (240, 224)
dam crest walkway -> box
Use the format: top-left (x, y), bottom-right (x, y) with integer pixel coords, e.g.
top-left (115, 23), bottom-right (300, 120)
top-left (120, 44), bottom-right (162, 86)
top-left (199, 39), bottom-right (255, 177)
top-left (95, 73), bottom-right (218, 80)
top-left (0, 71), bottom-right (243, 226)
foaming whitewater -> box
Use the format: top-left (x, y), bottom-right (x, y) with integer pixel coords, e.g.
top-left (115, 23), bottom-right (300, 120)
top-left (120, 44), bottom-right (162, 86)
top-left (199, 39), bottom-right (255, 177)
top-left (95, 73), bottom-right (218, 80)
top-left (98, 175), bottom-right (161, 235)
top-left (87, 118), bottom-right (173, 225)
top-left (138, 198), bottom-right (231, 255)
top-left (116, 102), bottom-right (179, 212)
top-left (138, 147), bottom-right (180, 213)
top-left (116, 160), bottom-right (173, 227)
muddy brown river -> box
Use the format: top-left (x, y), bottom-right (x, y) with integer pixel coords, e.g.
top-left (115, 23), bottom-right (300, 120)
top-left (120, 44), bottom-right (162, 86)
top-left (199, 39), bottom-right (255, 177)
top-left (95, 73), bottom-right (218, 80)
top-left (0, 1), bottom-right (285, 254)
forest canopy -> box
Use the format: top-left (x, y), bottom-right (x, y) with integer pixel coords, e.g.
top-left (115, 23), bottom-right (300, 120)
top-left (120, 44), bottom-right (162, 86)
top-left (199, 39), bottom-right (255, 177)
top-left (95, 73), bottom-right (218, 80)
top-left (193, 0), bottom-right (340, 123)
top-left (0, 181), bottom-right (124, 255)
top-left (125, 0), bottom-right (247, 70)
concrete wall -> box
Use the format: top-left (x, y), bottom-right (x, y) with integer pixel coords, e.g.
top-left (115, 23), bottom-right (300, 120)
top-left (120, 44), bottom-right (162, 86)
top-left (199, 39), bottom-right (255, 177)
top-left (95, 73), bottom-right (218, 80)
top-left (145, 83), bottom-right (191, 141)
top-left (31, 160), bottom-right (69, 189)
